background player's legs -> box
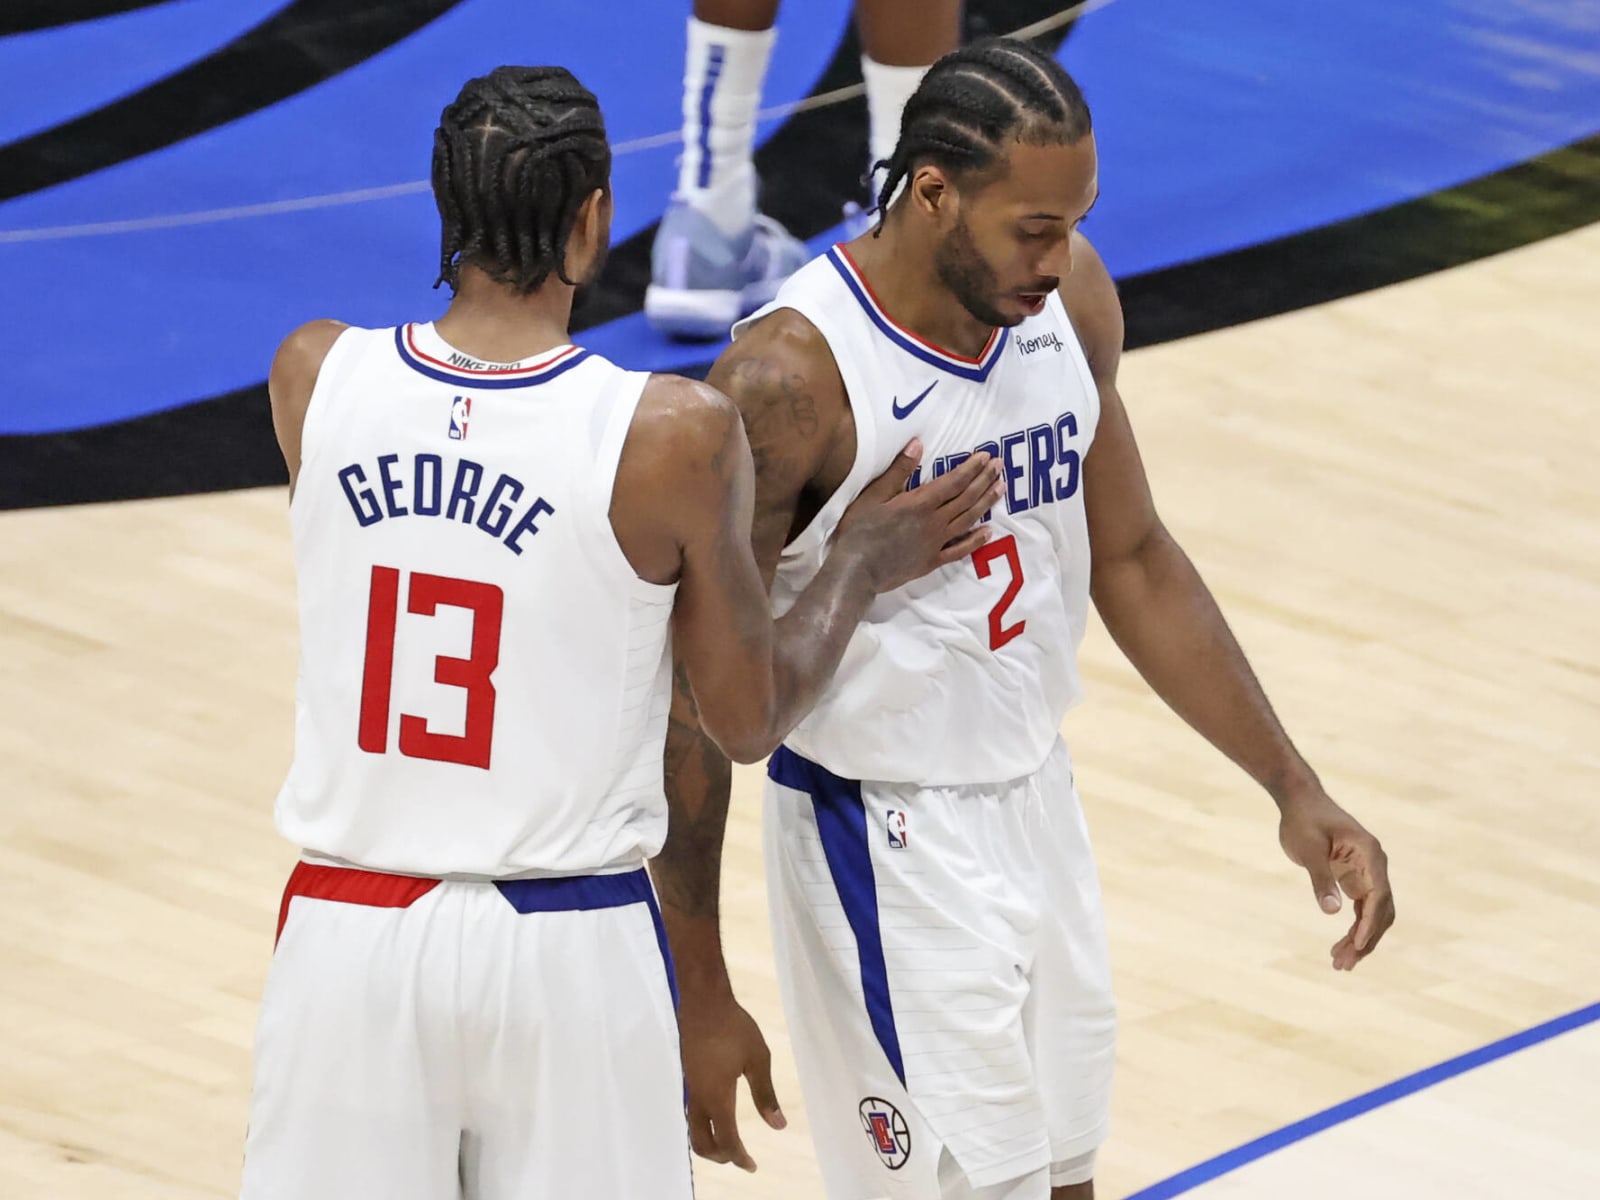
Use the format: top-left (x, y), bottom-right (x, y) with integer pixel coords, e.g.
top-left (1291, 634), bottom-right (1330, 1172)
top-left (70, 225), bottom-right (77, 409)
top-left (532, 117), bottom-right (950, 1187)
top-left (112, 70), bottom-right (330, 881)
top-left (676, 0), bottom-right (961, 212)
top-left (696, 0), bottom-right (782, 30)
top-left (647, 0), bottom-right (808, 336)
top-left (242, 887), bottom-right (464, 1200)
top-left (854, 0), bottom-right (962, 201)
top-left (647, 0), bottom-right (962, 335)
top-left (675, 0), bottom-right (782, 240)
top-left (457, 881), bottom-right (690, 1200)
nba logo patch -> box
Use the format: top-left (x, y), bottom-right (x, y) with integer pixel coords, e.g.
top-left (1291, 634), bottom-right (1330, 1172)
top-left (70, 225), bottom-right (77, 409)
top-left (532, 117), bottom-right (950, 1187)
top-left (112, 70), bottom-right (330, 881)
top-left (886, 810), bottom-right (908, 850)
top-left (449, 395), bottom-right (471, 440)
top-left (858, 1097), bottom-right (911, 1170)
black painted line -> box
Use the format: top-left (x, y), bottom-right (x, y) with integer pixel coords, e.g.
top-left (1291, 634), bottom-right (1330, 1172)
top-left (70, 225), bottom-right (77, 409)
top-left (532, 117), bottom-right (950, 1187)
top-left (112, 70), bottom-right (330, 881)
top-left (1, 0), bottom-right (174, 39)
top-left (1121, 132), bottom-right (1600, 350)
top-left (0, 0), bottom-right (470, 203)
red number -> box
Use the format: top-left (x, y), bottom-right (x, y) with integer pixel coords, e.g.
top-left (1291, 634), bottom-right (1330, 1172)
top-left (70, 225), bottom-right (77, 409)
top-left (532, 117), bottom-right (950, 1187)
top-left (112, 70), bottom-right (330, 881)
top-left (973, 534), bottom-right (1026, 650)
top-left (357, 566), bottom-right (504, 769)
top-left (358, 567), bottom-right (402, 753)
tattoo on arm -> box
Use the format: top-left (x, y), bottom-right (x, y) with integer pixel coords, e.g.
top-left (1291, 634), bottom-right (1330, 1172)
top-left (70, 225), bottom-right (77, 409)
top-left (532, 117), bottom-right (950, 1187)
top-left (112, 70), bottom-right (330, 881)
top-left (655, 658), bottom-right (734, 920)
top-left (715, 352), bottom-right (828, 573)
top-left (727, 357), bottom-right (819, 474)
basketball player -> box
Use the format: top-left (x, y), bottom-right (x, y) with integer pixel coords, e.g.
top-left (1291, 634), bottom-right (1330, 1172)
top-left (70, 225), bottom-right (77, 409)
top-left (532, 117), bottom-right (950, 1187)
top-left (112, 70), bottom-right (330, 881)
top-left (651, 39), bottom-right (1398, 1200)
top-left (646, 0), bottom-right (961, 337)
top-left (241, 65), bottom-right (1002, 1199)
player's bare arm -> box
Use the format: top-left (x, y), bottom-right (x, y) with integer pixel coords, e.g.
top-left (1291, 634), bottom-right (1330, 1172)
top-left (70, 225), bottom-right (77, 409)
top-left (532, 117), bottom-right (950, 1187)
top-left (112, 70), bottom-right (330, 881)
top-left (1066, 231), bottom-right (1395, 971)
top-left (266, 318), bottom-right (348, 493)
top-left (643, 311), bottom-right (912, 1172)
top-left (615, 369), bottom-right (996, 767)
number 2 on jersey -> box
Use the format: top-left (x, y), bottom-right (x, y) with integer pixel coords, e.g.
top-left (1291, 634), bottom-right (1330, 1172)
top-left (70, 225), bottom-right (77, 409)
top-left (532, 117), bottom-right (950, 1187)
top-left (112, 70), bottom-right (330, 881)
top-left (973, 534), bottom-right (1026, 650)
top-left (358, 566), bottom-right (504, 769)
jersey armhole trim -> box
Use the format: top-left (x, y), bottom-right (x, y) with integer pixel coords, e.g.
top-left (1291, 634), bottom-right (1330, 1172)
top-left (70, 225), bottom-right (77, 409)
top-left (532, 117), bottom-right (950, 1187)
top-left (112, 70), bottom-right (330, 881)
top-left (586, 364), bottom-right (679, 603)
top-left (289, 325), bottom-right (364, 515)
top-left (767, 302), bottom-right (879, 560)
top-left (1047, 292), bottom-right (1104, 437)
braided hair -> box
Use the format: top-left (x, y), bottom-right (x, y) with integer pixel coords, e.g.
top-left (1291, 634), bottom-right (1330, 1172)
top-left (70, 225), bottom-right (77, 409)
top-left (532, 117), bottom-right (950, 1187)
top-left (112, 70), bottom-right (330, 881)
top-left (873, 38), bottom-right (1091, 231)
top-left (431, 66), bottom-right (611, 293)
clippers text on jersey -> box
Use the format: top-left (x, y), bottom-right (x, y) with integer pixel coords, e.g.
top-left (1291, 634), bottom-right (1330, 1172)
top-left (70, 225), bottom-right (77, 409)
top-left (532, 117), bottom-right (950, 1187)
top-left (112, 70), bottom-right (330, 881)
top-left (908, 410), bottom-right (1082, 517)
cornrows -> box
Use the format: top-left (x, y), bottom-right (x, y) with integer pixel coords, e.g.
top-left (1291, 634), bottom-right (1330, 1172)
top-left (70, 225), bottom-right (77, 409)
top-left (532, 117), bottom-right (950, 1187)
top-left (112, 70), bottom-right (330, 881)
top-left (432, 66), bottom-right (611, 293)
top-left (873, 38), bottom-right (1092, 227)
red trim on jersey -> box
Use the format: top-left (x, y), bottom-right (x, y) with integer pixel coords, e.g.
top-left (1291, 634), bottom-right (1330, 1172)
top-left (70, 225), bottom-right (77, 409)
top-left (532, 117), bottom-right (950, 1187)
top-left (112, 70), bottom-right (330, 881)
top-left (275, 862), bottom-right (440, 944)
top-left (833, 246), bottom-right (1002, 366)
top-left (401, 324), bottom-right (581, 376)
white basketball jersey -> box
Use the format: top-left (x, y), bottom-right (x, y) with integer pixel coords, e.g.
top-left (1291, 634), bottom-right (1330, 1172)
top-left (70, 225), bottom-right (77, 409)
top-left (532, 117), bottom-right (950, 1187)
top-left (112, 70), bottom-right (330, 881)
top-left (276, 323), bottom-right (676, 877)
top-left (735, 247), bottom-right (1101, 786)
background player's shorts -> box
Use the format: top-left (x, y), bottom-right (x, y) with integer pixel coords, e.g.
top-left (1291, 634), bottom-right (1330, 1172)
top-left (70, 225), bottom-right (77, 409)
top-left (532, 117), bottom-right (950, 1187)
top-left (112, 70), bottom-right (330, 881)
top-left (765, 738), bottom-right (1115, 1200)
top-left (241, 864), bottom-right (689, 1200)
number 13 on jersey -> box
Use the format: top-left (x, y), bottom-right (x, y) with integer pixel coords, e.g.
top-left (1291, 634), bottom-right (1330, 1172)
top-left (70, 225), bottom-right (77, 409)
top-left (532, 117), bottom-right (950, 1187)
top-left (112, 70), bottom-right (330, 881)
top-left (358, 565), bottom-right (504, 769)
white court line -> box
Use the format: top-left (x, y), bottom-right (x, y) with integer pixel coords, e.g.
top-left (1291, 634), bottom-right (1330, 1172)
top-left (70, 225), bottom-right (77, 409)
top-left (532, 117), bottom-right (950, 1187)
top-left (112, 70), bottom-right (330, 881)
top-left (0, 0), bottom-right (1116, 246)
top-left (0, 180), bottom-right (434, 243)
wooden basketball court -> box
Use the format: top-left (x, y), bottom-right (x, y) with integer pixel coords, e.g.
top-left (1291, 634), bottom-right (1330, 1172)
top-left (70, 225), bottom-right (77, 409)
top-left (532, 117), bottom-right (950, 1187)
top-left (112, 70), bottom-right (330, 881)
top-left (1, 220), bottom-right (1596, 1198)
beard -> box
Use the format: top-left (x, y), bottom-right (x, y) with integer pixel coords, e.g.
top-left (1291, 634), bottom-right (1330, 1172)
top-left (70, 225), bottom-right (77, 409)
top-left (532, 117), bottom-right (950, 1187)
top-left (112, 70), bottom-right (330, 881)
top-left (933, 214), bottom-right (1017, 328)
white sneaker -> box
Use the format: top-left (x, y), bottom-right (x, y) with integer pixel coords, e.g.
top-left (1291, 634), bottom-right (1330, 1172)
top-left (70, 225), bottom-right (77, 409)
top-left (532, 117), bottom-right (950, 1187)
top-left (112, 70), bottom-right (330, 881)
top-left (646, 199), bottom-right (812, 340)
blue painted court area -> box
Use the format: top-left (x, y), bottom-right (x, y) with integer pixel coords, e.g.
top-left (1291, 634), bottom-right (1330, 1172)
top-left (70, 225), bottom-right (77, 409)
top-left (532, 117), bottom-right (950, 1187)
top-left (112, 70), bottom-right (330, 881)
top-left (0, 0), bottom-right (287, 146)
top-left (1067, 0), bottom-right (1600, 276)
top-left (1, 0), bottom-right (1597, 433)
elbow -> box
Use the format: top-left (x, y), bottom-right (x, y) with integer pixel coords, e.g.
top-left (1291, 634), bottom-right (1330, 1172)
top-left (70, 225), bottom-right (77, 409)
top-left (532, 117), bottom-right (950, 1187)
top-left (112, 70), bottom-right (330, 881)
top-left (710, 725), bottom-right (780, 765)
top-left (705, 736), bottom-right (774, 766)
top-left (702, 702), bottom-right (784, 765)
top-left (725, 740), bottom-right (775, 766)
top-left (1091, 522), bottom-right (1173, 595)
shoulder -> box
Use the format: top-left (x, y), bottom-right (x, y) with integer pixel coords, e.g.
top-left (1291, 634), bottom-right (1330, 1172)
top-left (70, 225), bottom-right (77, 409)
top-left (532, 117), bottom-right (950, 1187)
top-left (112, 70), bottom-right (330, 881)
top-left (636, 374), bottom-right (741, 448)
top-left (609, 376), bottom-right (748, 583)
top-left (719, 307), bottom-right (843, 398)
top-left (1057, 232), bottom-right (1123, 382)
top-left (270, 319), bottom-right (349, 384)
top-left (267, 319), bottom-right (350, 482)
top-left (710, 307), bottom-right (848, 456)
top-left (628, 374), bottom-right (746, 488)
top-left (268, 319), bottom-right (350, 407)
top-left (731, 305), bottom-right (834, 361)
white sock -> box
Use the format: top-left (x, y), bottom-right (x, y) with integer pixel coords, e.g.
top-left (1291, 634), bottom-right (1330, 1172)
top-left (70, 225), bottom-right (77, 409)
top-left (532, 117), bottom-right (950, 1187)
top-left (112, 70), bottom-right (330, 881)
top-left (677, 17), bottom-right (776, 238)
top-left (862, 56), bottom-right (931, 204)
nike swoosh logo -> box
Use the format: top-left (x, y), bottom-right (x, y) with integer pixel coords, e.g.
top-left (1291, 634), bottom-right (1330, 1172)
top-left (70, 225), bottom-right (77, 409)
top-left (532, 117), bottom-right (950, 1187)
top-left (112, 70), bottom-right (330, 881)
top-left (891, 381), bottom-right (938, 420)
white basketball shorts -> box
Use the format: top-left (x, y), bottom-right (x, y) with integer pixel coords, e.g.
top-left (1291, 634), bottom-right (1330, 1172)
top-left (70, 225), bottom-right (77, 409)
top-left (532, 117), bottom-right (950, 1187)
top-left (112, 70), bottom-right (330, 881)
top-left (765, 738), bottom-right (1115, 1200)
top-left (241, 862), bottom-right (689, 1200)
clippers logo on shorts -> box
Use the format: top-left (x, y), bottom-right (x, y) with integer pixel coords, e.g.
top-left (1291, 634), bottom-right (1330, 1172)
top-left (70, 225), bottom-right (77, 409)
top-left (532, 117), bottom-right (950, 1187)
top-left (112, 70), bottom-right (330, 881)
top-left (449, 395), bottom-right (471, 441)
top-left (886, 810), bottom-right (908, 849)
top-left (858, 1098), bottom-right (911, 1170)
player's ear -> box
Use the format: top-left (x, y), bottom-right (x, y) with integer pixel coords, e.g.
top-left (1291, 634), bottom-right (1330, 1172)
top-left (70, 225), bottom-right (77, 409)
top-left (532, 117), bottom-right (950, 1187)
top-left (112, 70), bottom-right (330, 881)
top-left (910, 165), bottom-right (950, 223)
top-left (568, 186), bottom-right (610, 281)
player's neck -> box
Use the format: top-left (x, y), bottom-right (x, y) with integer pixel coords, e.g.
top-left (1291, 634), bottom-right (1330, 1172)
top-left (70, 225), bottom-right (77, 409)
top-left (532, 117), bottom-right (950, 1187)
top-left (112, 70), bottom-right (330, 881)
top-left (434, 267), bottom-right (575, 363)
top-left (847, 221), bottom-right (996, 360)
